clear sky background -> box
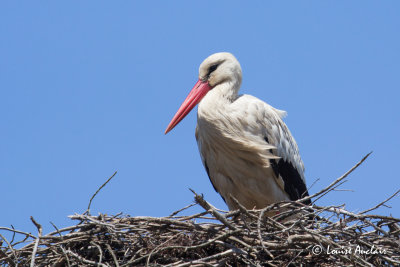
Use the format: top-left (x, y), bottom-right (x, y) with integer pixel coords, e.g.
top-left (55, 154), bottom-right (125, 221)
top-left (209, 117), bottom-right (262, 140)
top-left (1, 2), bottom-right (399, 238)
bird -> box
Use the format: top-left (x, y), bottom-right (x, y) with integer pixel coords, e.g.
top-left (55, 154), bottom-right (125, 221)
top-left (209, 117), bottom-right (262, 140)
top-left (165, 52), bottom-right (310, 210)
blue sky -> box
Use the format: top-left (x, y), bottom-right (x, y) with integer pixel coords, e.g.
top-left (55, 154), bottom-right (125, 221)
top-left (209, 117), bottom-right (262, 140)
top-left (1, 2), bottom-right (399, 237)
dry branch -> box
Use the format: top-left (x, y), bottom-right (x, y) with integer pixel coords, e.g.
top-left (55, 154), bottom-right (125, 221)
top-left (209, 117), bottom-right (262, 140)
top-left (1, 154), bottom-right (399, 266)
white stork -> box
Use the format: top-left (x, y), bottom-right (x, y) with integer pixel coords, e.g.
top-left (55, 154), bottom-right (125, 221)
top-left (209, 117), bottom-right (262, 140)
top-left (165, 52), bottom-right (310, 210)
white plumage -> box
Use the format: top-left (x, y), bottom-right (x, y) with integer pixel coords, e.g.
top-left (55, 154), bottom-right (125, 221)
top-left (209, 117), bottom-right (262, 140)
top-left (166, 52), bottom-right (310, 210)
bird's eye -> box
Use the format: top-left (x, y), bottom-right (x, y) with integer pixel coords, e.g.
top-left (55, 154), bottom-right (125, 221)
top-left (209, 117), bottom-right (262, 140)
top-left (208, 64), bottom-right (219, 75)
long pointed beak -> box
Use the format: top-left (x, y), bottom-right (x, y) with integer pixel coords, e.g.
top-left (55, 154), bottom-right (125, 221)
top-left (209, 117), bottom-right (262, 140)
top-left (165, 80), bottom-right (211, 134)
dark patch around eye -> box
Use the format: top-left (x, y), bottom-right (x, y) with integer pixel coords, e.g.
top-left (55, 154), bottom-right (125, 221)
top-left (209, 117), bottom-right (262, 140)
top-left (207, 64), bottom-right (219, 76)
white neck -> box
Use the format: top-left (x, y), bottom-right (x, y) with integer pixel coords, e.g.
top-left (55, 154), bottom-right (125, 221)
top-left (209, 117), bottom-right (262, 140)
top-left (197, 81), bottom-right (241, 120)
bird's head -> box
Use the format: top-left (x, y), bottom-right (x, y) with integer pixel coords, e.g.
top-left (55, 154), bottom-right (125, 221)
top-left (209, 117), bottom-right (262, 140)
top-left (165, 52), bottom-right (242, 134)
top-left (199, 52), bottom-right (242, 89)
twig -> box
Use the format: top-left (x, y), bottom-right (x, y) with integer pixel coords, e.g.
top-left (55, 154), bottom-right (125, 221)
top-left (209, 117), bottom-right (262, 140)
top-left (298, 152), bottom-right (371, 204)
top-left (66, 249), bottom-right (109, 267)
top-left (171, 249), bottom-right (235, 267)
top-left (0, 234), bottom-right (16, 267)
top-left (257, 209), bottom-right (274, 259)
top-left (50, 221), bottom-right (63, 238)
top-left (0, 227), bottom-right (36, 239)
top-left (145, 233), bottom-right (181, 266)
top-left (190, 188), bottom-right (238, 231)
top-left (85, 171), bottom-right (118, 215)
top-left (106, 243), bottom-right (120, 267)
top-left (168, 203), bottom-right (197, 217)
top-left (360, 189), bottom-right (400, 214)
top-left (304, 178), bottom-right (320, 197)
top-left (59, 245), bottom-right (72, 267)
top-left (90, 241), bottom-right (103, 264)
top-left (10, 225), bottom-right (16, 244)
top-left (29, 216), bottom-right (42, 267)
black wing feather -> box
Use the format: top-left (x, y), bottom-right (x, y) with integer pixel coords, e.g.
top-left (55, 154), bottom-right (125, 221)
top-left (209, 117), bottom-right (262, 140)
top-left (265, 136), bottom-right (310, 205)
top-left (270, 158), bottom-right (311, 204)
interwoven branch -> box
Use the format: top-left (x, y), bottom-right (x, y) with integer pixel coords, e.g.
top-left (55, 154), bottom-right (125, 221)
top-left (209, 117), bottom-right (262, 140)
top-left (1, 154), bottom-right (399, 266)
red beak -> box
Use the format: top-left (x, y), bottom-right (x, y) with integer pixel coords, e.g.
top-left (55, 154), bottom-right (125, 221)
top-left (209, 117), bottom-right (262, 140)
top-left (165, 80), bottom-right (211, 134)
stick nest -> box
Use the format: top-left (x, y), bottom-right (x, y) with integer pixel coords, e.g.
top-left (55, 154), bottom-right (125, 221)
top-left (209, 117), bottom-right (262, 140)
top-left (1, 154), bottom-right (400, 266)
